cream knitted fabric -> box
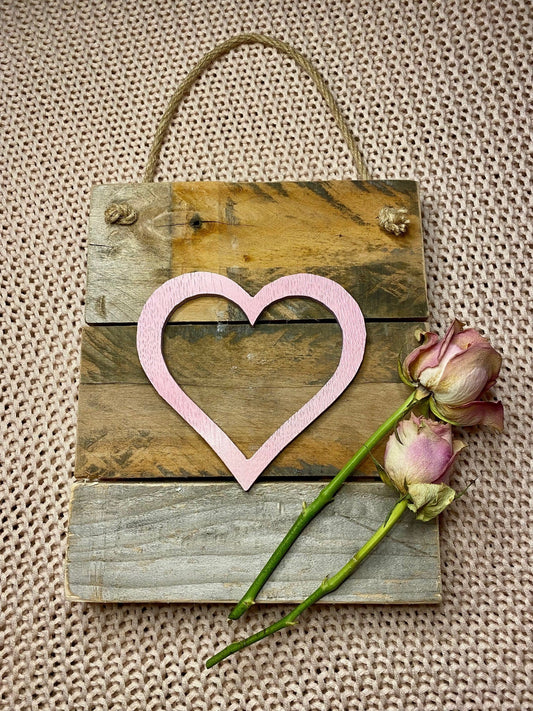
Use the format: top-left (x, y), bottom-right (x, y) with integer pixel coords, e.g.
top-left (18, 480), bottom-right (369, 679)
top-left (1, 1), bottom-right (531, 710)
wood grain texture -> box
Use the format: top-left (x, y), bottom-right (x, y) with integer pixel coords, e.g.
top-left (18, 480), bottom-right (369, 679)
top-left (66, 481), bottom-right (441, 604)
top-left (85, 180), bottom-right (427, 324)
top-left (75, 322), bottom-right (421, 479)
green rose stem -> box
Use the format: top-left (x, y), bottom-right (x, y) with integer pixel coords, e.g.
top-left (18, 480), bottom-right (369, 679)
top-left (228, 389), bottom-right (425, 621)
top-left (207, 498), bottom-right (409, 668)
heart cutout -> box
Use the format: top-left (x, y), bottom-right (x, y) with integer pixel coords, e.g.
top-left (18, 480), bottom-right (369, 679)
top-left (136, 272), bottom-right (366, 490)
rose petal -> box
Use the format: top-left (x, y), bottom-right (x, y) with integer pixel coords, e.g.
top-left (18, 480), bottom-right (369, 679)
top-left (402, 331), bottom-right (440, 381)
top-left (432, 400), bottom-right (504, 431)
top-left (432, 440), bottom-right (466, 484)
top-left (407, 483), bottom-right (456, 521)
top-left (402, 436), bottom-right (456, 483)
top-left (451, 327), bottom-right (493, 350)
top-left (436, 319), bottom-right (464, 362)
top-left (433, 342), bottom-right (502, 405)
top-left (424, 419), bottom-right (455, 446)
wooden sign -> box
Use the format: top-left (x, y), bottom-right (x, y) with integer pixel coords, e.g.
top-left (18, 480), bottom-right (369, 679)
top-left (66, 179), bottom-right (441, 604)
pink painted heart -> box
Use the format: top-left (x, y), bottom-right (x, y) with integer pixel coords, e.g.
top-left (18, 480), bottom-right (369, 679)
top-left (136, 272), bottom-right (366, 491)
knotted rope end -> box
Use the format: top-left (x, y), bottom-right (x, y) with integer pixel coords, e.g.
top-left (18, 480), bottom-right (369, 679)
top-left (105, 203), bottom-right (138, 226)
top-left (378, 206), bottom-right (409, 236)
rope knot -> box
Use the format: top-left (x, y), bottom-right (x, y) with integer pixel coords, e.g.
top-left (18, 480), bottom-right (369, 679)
top-left (378, 206), bottom-right (409, 236)
top-left (104, 202), bottom-right (138, 226)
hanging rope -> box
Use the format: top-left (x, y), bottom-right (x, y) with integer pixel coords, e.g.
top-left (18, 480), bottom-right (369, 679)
top-left (143, 33), bottom-right (370, 182)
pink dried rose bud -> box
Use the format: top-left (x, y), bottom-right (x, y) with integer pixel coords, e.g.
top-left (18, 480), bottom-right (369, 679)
top-left (400, 320), bottom-right (504, 430)
top-left (382, 415), bottom-right (465, 521)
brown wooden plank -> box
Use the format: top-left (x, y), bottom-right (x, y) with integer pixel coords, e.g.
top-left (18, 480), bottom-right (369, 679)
top-left (66, 480), bottom-right (441, 604)
top-left (75, 321), bottom-right (420, 479)
top-left (85, 180), bottom-right (427, 324)
top-left (80, 321), bottom-right (418, 386)
top-left (75, 381), bottom-right (411, 479)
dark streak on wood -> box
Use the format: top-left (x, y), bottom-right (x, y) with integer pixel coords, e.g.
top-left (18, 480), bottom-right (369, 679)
top-left (224, 197), bottom-right (239, 225)
top-left (297, 181), bottom-right (366, 225)
top-left (269, 181), bottom-right (290, 197)
top-left (248, 183), bottom-right (276, 202)
top-left (370, 182), bottom-right (397, 197)
top-left (95, 295), bottom-right (106, 318)
top-left (350, 180), bottom-right (371, 193)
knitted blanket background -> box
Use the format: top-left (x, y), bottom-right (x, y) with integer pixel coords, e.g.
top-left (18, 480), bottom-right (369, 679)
top-left (1, 1), bottom-right (531, 709)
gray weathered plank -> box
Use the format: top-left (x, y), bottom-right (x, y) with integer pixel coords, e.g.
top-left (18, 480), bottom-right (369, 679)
top-left (66, 481), bottom-right (441, 604)
top-left (85, 180), bottom-right (427, 324)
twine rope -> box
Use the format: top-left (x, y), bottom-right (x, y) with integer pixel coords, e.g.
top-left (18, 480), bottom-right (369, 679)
top-left (143, 33), bottom-right (370, 182)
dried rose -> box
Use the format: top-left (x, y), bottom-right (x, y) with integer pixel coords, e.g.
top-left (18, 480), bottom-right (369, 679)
top-left (400, 320), bottom-right (504, 430)
top-left (209, 412), bottom-right (470, 665)
top-left (381, 414), bottom-right (465, 521)
top-left (224, 320), bottom-right (505, 635)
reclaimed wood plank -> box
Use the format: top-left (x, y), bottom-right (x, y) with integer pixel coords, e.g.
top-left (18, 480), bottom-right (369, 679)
top-left (86, 182), bottom-right (173, 323)
top-left (65, 481), bottom-right (441, 604)
top-left (79, 321), bottom-right (418, 386)
top-left (85, 180), bottom-right (427, 324)
top-left (75, 321), bottom-right (420, 479)
top-left (75, 382), bottom-right (410, 478)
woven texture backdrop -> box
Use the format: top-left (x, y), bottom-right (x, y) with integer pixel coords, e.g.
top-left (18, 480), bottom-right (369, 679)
top-left (1, 1), bottom-right (531, 709)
